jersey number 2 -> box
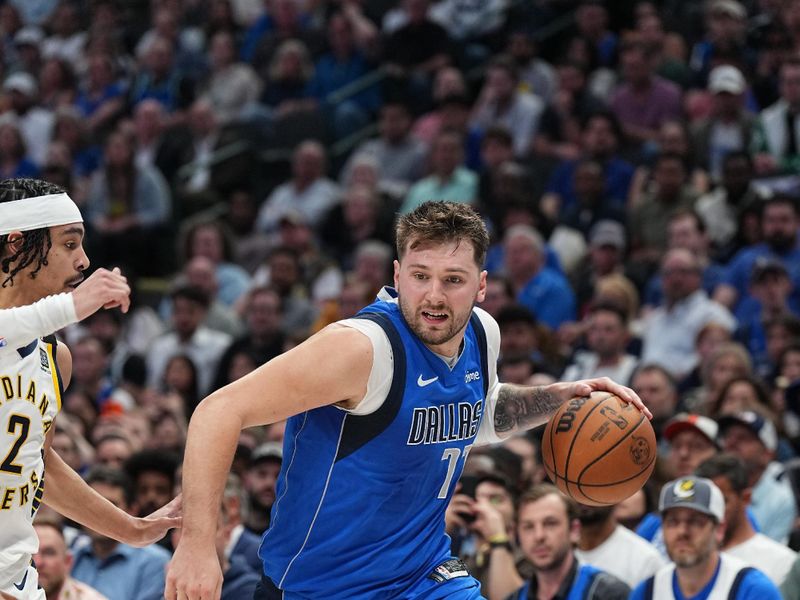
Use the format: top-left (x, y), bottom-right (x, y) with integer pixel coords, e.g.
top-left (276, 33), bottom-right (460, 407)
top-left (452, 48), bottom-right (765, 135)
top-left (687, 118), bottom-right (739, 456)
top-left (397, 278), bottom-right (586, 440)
top-left (438, 444), bottom-right (473, 499)
top-left (1, 415), bottom-right (31, 475)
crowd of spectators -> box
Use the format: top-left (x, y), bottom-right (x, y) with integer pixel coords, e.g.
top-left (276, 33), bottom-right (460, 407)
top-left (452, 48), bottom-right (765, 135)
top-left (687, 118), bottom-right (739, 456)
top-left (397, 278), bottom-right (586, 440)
top-left (13, 0), bottom-right (800, 598)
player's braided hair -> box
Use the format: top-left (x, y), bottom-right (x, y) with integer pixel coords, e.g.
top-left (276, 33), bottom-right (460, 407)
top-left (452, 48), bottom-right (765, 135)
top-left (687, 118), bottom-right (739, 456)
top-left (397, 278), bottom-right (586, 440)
top-left (0, 178), bottom-right (66, 287)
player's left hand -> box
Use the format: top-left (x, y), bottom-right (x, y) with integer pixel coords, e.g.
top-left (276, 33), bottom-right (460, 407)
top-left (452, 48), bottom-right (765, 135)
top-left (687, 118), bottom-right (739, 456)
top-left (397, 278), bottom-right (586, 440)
top-left (547, 377), bottom-right (652, 420)
top-left (129, 494), bottom-right (182, 547)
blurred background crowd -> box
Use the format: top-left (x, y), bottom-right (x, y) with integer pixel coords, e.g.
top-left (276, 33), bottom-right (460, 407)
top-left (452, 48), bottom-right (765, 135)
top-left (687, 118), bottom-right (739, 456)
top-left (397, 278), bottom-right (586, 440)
top-left (11, 0), bottom-right (800, 597)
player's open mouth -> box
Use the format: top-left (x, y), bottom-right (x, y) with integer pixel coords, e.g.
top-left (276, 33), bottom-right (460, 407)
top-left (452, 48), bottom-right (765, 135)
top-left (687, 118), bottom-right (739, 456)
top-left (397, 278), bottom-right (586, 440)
top-left (421, 311), bottom-right (448, 323)
top-left (66, 276), bottom-right (84, 289)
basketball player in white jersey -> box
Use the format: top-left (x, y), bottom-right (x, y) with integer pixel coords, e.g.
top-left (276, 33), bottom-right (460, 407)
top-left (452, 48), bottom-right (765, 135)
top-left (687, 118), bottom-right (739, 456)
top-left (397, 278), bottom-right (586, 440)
top-left (0, 178), bottom-right (181, 600)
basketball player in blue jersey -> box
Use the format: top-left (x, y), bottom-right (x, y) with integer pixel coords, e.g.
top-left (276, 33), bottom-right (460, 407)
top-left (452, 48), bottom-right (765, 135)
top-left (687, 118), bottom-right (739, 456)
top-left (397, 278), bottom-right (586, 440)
top-left (168, 201), bottom-right (651, 600)
top-left (0, 178), bottom-right (181, 600)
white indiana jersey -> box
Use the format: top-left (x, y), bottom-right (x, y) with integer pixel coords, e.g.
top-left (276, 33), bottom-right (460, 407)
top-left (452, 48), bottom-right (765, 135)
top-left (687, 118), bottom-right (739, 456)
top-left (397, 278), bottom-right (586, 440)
top-left (0, 336), bottom-right (62, 589)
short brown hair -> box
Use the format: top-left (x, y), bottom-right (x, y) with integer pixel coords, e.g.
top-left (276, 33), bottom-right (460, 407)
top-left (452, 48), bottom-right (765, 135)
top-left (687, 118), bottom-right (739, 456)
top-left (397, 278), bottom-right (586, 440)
top-left (395, 201), bottom-right (489, 268)
top-left (518, 483), bottom-right (578, 522)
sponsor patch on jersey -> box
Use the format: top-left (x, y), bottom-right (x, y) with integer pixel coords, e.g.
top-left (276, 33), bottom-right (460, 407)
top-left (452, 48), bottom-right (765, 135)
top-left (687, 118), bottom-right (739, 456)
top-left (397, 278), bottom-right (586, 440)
top-left (427, 559), bottom-right (470, 583)
top-left (39, 348), bottom-right (49, 371)
top-left (464, 370), bottom-right (480, 383)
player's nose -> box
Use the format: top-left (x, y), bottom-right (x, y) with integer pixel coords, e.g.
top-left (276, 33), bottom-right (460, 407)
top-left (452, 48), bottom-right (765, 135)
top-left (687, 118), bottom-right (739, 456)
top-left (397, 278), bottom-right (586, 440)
top-left (426, 279), bottom-right (446, 302)
top-left (76, 245), bottom-right (90, 270)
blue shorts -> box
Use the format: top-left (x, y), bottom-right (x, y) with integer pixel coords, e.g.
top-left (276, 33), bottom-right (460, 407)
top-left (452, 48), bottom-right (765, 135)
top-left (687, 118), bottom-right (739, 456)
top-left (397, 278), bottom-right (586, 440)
top-left (253, 573), bottom-right (486, 599)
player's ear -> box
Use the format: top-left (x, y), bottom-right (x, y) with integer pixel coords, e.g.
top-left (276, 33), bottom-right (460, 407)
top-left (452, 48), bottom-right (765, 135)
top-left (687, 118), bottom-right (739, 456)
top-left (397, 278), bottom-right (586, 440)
top-left (476, 270), bottom-right (487, 303)
top-left (393, 259), bottom-right (401, 289)
top-left (3, 231), bottom-right (24, 257)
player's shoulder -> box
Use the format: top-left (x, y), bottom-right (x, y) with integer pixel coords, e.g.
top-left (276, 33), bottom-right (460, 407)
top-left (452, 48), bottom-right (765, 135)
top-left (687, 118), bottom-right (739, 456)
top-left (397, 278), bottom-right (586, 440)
top-left (312, 322), bottom-right (375, 354)
top-left (472, 306), bottom-right (500, 346)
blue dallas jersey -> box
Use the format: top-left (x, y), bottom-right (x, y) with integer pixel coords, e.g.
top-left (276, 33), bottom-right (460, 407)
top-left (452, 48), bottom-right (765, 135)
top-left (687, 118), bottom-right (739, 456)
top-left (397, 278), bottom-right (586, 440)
top-left (259, 290), bottom-right (491, 598)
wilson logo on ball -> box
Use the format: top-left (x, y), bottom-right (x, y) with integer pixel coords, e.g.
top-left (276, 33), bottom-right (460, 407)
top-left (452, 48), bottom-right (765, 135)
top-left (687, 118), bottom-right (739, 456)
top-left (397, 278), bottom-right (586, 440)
top-left (556, 396), bottom-right (589, 433)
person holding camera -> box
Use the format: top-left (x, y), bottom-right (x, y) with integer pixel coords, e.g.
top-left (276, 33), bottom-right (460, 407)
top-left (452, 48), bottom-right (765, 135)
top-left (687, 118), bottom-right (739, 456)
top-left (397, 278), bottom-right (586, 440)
top-left (446, 474), bottom-right (528, 600)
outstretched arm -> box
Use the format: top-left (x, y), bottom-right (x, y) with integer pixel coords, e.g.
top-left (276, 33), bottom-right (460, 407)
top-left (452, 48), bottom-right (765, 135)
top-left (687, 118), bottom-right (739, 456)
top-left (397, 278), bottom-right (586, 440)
top-left (42, 448), bottom-right (181, 545)
top-left (166, 325), bottom-right (373, 600)
top-left (493, 377), bottom-right (651, 438)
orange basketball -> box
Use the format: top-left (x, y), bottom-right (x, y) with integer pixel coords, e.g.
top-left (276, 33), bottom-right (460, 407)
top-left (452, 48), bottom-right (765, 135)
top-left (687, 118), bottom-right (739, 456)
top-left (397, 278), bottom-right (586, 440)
top-left (541, 391), bottom-right (656, 506)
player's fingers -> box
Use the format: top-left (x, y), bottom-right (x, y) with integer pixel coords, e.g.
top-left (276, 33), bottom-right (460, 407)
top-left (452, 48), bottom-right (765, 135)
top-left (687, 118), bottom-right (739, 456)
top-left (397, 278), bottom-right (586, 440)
top-left (604, 380), bottom-right (652, 419)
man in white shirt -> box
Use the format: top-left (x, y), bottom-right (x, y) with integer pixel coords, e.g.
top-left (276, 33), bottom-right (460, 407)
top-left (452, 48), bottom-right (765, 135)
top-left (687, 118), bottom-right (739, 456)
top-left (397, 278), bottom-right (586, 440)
top-left (146, 285), bottom-right (232, 396)
top-left (255, 141), bottom-right (340, 233)
top-left (561, 301), bottom-right (638, 385)
top-left (471, 55), bottom-right (543, 157)
top-left (696, 453), bottom-right (796, 585)
top-left (640, 248), bottom-right (736, 379)
top-left (574, 502), bottom-right (666, 589)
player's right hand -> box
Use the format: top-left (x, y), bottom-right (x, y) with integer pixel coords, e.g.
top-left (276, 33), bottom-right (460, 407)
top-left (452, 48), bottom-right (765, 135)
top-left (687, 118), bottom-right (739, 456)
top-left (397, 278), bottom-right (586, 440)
top-left (72, 267), bottom-right (131, 318)
top-left (165, 542), bottom-right (222, 600)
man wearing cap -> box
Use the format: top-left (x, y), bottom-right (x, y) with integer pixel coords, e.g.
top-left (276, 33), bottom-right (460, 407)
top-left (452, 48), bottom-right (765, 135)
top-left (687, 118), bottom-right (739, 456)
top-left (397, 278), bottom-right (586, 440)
top-left (637, 413), bottom-right (719, 558)
top-left (0, 178), bottom-right (180, 599)
top-left (243, 442), bottom-right (283, 535)
top-left (631, 476), bottom-right (780, 599)
top-left (691, 65), bottom-right (754, 181)
top-left (569, 219), bottom-right (627, 314)
top-left (718, 410), bottom-right (797, 542)
top-left (696, 453), bottom-right (797, 586)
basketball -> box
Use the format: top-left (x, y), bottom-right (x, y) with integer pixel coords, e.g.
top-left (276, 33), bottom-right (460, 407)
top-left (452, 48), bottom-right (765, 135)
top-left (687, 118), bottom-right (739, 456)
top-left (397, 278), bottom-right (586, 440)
top-left (541, 391), bottom-right (656, 506)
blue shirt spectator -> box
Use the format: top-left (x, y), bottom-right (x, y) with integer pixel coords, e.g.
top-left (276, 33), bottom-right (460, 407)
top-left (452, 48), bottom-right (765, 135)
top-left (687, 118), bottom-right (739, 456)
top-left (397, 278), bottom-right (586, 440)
top-left (545, 157), bottom-right (634, 216)
top-left (517, 266), bottom-right (577, 331)
top-left (72, 543), bottom-right (171, 600)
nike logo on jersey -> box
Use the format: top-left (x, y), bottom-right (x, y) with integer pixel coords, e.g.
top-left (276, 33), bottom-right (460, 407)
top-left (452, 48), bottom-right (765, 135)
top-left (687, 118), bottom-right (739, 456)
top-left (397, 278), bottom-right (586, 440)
top-left (14, 571), bottom-right (27, 591)
top-left (417, 375), bottom-right (438, 387)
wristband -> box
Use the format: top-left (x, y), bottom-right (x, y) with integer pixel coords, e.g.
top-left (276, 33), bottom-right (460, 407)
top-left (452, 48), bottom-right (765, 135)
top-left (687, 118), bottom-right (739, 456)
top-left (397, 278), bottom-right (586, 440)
top-left (487, 534), bottom-right (511, 550)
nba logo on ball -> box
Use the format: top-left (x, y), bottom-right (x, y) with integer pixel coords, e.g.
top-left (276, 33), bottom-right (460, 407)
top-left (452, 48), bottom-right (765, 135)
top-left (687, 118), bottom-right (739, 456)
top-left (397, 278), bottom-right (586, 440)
top-left (630, 436), bottom-right (651, 465)
top-left (542, 391), bottom-right (656, 506)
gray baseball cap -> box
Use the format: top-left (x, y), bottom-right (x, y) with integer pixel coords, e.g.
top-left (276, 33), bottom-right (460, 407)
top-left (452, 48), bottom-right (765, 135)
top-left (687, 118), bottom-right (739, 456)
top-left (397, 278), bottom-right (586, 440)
top-left (659, 476), bottom-right (725, 522)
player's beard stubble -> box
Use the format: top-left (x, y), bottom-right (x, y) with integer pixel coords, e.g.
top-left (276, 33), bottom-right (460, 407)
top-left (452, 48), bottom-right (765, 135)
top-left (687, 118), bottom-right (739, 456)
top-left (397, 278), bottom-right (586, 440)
top-left (398, 293), bottom-right (473, 351)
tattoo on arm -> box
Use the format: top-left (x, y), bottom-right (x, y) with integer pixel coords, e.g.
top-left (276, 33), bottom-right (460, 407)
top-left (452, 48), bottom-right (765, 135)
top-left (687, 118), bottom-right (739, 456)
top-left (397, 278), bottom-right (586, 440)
top-left (494, 385), bottom-right (563, 435)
